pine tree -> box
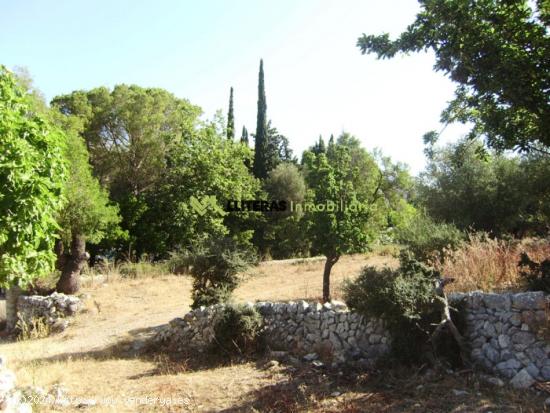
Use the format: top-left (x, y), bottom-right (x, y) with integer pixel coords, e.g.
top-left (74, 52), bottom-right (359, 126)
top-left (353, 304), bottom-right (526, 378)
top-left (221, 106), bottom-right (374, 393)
top-left (253, 59), bottom-right (268, 179)
top-left (227, 87), bottom-right (235, 140)
top-left (240, 125), bottom-right (249, 145)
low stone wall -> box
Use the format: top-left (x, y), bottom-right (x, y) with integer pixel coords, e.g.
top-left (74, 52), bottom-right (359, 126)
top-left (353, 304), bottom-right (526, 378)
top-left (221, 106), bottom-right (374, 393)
top-left (451, 291), bottom-right (549, 388)
top-left (155, 292), bottom-right (549, 388)
top-left (0, 356), bottom-right (31, 412)
top-left (154, 300), bottom-right (391, 366)
top-left (17, 292), bottom-right (82, 331)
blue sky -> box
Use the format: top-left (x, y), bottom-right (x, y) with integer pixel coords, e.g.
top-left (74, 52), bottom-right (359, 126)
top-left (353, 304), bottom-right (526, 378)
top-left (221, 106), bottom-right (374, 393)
top-left (1, 0), bottom-right (469, 174)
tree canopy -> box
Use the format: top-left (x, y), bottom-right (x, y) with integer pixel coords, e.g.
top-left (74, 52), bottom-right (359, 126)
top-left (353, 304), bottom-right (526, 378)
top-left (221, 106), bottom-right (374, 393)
top-left (358, 0), bottom-right (550, 152)
top-left (0, 66), bottom-right (66, 288)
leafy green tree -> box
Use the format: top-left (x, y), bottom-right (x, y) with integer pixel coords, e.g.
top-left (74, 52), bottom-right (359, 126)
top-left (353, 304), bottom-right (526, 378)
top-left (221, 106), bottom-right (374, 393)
top-left (55, 129), bottom-right (122, 294)
top-left (138, 120), bottom-right (260, 257)
top-left (302, 138), bottom-right (391, 302)
top-left (418, 138), bottom-right (550, 236)
top-left (264, 163), bottom-right (309, 258)
top-left (227, 87), bottom-right (235, 140)
top-left (358, 0), bottom-right (550, 152)
top-left (51, 85), bottom-right (202, 258)
top-left (0, 66), bottom-right (66, 329)
top-left (253, 59), bottom-right (269, 179)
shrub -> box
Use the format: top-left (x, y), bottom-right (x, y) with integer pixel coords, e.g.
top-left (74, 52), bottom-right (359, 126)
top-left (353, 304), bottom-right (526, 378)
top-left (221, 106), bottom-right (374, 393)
top-left (211, 304), bottom-right (264, 356)
top-left (188, 237), bottom-right (256, 309)
top-left (344, 252), bottom-right (448, 363)
top-left (396, 212), bottom-right (463, 263)
top-left (519, 252), bottom-right (550, 293)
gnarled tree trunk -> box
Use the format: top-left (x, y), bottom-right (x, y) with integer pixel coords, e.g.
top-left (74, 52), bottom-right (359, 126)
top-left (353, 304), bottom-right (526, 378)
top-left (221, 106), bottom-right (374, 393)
top-left (322, 254), bottom-right (340, 303)
top-left (56, 233), bottom-right (88, 295)
top-left (5, 285), bottom-right (22, 332)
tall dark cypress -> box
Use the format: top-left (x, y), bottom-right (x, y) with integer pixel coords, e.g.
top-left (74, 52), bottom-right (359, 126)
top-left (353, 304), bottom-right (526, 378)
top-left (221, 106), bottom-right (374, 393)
top-left (240, 125), bottom-right (249, 145)
top-left (253, 59), bottom-right (268, 179)
top-left (227, 87), bottom-right (235, 140)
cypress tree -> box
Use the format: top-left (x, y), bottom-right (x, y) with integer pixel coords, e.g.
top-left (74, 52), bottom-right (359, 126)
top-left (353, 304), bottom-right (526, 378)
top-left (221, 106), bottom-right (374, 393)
top-left (227, 87), bottom-right (235, 140)
top-left (253, 59), bottom-right (268, 179)
top-left (240, 125), bottom-right (249, 145)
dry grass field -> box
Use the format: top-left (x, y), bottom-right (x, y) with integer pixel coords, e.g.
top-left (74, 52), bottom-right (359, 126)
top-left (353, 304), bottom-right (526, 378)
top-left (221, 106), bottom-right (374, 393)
top-left (0, 253), bottom-right (546, 412)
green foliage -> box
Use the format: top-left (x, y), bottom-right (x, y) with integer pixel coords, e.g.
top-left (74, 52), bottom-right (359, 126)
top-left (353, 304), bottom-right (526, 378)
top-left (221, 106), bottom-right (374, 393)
top-left (418, 138), bottom-right (550, 236)
top-left (344, 253), bottom-right (442, 363)
top-left (0, 66), bottom-right (67, 288)
top-left (57, 132), bottom-right (122, 245)
top-left (302, 135), bottom-right (389, 259)
top-left (395, 211), bottom-right (464, 263)
top-left (51, 84), bottom-right (202, 258)
top-left (519, 252), bottom-right (550, 293)
top-left (212, 304), bottom-right (264, 356)
top-left (227, 87), bottom-right (235, 140)
top-left (263, 163), bottom-right (309, 258)
top-left (253, 59), bottom-right (269, 179)
top-left (358, 0), bottom-right (549, 152)
top-left (188, 237), bottom-right (256, 309)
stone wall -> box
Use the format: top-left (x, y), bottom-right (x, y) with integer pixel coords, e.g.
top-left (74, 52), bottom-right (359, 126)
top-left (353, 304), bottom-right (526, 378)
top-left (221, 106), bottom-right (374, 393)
top-left (17, 292), bottom-right (82, 331)
top-left (155, 292), bottom-right (549, 388)
top-left (0, 356), bottom-right (31, 412)
top-left (154, 300), bottom-right (391, 366)
top-left (450, 291), bottom-right (549, 388)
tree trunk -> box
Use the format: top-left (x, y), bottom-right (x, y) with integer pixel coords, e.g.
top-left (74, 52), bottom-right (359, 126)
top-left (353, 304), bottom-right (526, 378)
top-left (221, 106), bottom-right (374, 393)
top-left (5, 285), bottom-right (22, 332)
top-left (322, 255), bottom-right (340, 303)
top-left (56, 233), bottom-right (88, 295)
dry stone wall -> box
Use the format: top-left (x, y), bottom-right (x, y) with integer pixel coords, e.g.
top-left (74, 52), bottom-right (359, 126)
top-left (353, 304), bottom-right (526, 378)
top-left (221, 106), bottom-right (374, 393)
top-left (450, 291), bottom-right (549, 388)
top-left (154, 300), bottom-right (391, 366)
top-left (17, 292), bottom-right (82, 331)
top-left (155, 291), bottom-right (549, 389)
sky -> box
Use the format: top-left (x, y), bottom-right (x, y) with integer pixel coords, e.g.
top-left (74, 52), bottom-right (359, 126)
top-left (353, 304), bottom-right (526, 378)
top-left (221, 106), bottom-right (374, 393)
top-left (1, 0), bottom-right (470, 174)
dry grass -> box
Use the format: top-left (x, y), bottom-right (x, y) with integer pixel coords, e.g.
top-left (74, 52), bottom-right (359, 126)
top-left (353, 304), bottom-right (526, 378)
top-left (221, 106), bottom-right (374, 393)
top-left (435, 234), bottom-right (550, 292)
top-left (0, 252), bottom-right (546, 412)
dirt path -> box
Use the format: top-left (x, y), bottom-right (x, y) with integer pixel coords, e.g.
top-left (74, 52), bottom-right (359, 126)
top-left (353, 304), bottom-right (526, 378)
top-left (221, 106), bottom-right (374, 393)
top-left (0, 254), bottom-right (390, 412)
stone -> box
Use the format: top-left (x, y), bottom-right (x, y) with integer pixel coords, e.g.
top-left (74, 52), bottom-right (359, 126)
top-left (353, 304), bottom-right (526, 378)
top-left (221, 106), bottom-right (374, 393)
top-left (497, 334), bottom-right (510, 349)
top-left (483, 294), bottom-right (511, 310)
top-left (509, 313), bottom-right (522, 326)
top-left (525, 363), bottom-right (539, 379)
top-left (512, 331), bottom-right (535, 346)
top-left (541, 366), bottom-right (550, 381)
top-left (452, 389), bottom-right (469, 396)
top-left (303, 353), bottom-right (318, 361)
top-left (511, 292), bottom-right (546, 310)
top-left (509, 368), bottom-right (535, 389)
top-left (486, 377), bottom-right (505, 387)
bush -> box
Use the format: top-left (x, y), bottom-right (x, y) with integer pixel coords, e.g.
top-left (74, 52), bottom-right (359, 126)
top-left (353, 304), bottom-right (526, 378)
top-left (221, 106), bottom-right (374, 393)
top-left (211, 304), bottom-right (264, 356)
top-left (519, 252), bottom-right (550, 293)
top-left (188, 237), bottom-right (256, 309)
top-left (396, 212), bottom-right (463, 263)
top-left (344, 252), bottom-right (446, 364)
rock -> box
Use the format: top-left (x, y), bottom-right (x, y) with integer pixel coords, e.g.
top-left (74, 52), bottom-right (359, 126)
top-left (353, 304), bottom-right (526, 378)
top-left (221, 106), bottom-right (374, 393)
top-left (541, 366), bottom-right (550, 381)
top-left (545, 397), bottom-right (550, 407)
top-left (509, 368), bottom-right (535, 389)
top-left (512, 331), bottom-right (535, 346)
top-left (312, 360), bottom-right (324, 367)
top-left (497, 334), bottom-right (510, 349)
top-left (303, 353), bottom-right (318, 361)
top-left (452, 389), bottom-right (469, 397)
top-left (483, 294), bottom-right (511, 310)
top-left (486, 377), bottom-right (505, 387)
top-left (264, 360), bottom-right (279, 369)
top-left (330, 391), bottom-right (341, 397)
top-left (51, 318), bottom-right (69, 332)
top-left (511, 292), bottom-right (546, 310)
